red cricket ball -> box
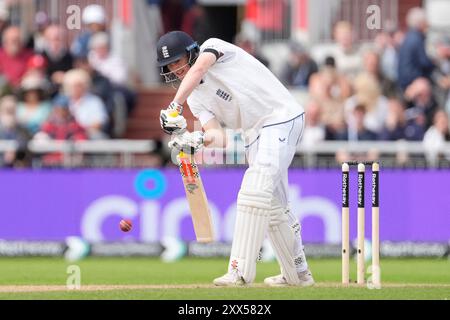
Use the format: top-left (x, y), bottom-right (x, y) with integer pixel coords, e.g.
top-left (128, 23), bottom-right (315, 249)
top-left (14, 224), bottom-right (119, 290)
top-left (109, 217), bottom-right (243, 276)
top-left (119, 219), bottom-right (132, 232)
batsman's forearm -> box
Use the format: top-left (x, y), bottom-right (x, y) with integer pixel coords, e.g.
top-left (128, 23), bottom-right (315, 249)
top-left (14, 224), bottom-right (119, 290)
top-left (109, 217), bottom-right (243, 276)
top-left (173, 68), bottom-right (206, 105)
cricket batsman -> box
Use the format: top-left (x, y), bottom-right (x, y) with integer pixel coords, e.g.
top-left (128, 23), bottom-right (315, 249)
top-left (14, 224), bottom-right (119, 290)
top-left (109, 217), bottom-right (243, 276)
top-left (157, 31), bottom-right (314, 287)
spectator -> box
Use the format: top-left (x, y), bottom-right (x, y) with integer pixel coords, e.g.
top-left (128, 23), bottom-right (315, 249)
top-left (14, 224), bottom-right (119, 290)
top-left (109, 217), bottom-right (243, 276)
top-left (35, 94), bottom-right (87, 141)
top-left (74, 57), bottom-right (130, 137)
top-left (280, 41), bottom-right (318, 88)
top-left (374, 23), bottom-right (402, 83)
top-left (16, 75), bottom-right (52, 135)
top-left (337, 104), bottom-right (378, 141)
top-left (34, 95), bottom-right (88, 166)
top-left (423, 109), bottom-right (450, 165)
top-left (23, 54), bottom-right (52, 94)
top-left (345, 73), bottom-right (389, 135)
top-left (26, 54), bottom-right (48, 78)
top-left (88, 32), bottom-right (136, 136)
top-left (71, 4), bottom-right (108, 58)
top-left (404, 77), bottom-right (438, 128)
top-left (398, 7), bottom-right (434, 91)
top-left (30, 11), bottom-right (51, 52)
top-left (0, 96), bottom-right (30, 167)
top-left (88, 32), bottom-right (127, 86)
top-left (432, 35), bottom-right (450, 108)
top-left (362, 48), bottom-right (397, 97)
top-left (63, 69), bottom-right (109, 139)
top-left (74, 57), bottom-right (114, 108)
top-left (234, 32), bottom-right (270, 68)
top-left (309, 56), bottom-right (351, 139)
top-left (0, 26), bottom-right (34, 88)
top-left (404, 108), bottom-right (427, 141)
top-left (379, 98), bottom-right (407, 140)
top-left (41, 25), bottom-right (74, 88)
top-left (300, 99), bottom-right (326, 148)
top-left (328, 21), bottom-right (362, 78)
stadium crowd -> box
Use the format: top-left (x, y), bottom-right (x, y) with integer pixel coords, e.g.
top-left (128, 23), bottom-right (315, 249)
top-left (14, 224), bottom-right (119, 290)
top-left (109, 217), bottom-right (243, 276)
top-left (235, 6), bottom-right (450, 164)
top-left (0, 4), bottom-right (136, 166)
top-left (0, 2), bottom-right (449, 167)
top-left (288, 10), bottom-right (450, 152)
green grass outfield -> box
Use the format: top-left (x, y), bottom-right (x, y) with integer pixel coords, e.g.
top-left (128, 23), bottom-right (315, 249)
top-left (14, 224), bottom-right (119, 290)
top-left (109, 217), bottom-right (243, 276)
top-left (0, 257), bottom-right (448, 300)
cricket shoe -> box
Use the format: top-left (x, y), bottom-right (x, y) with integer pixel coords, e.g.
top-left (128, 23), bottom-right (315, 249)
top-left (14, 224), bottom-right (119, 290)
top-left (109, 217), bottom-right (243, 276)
top-left (264, 269), bottom-right (315, 287)
top-left (213, 269), bottom-right (246, 287)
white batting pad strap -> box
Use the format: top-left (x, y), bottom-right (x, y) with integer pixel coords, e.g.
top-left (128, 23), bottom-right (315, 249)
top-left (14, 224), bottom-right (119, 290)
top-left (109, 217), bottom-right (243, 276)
top-left (267, 208), bottom-right (300, 285)
top-left (228, 205), bottom-right (271, 283)
top-left (237, 167), bottom-right (274, 210)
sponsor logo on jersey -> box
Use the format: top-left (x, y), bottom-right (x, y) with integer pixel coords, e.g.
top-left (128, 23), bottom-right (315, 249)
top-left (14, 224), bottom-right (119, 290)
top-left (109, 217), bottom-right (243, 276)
top-left (216, 89), bottom-right (232, 102)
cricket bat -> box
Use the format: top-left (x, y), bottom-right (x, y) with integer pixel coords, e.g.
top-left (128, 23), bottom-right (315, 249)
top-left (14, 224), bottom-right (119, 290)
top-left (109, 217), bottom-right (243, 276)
top-left (177, 151), bottom-right (214, 243)
top-left (167, 110), bottom-right (214, 242)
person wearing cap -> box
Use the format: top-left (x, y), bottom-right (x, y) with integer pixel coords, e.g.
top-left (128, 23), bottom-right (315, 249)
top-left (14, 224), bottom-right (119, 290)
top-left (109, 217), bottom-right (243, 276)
top-left (157, 31), bottom-right (314, 287)
top-left (71, 4), bottom-right (108, 59)
top-left (21, 53), bottom-right (54, 98)
top-left (280, 41), bottom-right (318, 88)
top-left (16, 74), bottom-right (52, 135)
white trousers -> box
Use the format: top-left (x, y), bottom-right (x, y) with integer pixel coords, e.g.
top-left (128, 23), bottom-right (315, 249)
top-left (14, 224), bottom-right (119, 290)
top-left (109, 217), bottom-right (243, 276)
top-left (246, 114), bottom-right (305, 207)
top-left (230, 113), bottom-right (308, 282)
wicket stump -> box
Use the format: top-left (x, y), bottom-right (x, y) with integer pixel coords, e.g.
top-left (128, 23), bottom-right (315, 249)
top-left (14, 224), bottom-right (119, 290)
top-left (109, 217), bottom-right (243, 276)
top-left (341, 161), bottom-right (380, 287)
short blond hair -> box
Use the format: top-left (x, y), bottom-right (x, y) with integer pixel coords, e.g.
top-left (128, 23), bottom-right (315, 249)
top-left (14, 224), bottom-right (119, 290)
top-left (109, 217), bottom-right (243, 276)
top-left (406, 7), bottom-right (426, 29)
top-left (63, 69), bottom-right (91, 96)
top-left (334, 21), bottom-right (352, 38)
top-left (353, 73), bottom-right (381, 111)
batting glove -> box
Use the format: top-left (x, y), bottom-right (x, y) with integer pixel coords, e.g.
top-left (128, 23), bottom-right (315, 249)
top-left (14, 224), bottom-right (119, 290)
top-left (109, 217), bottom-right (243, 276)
top-left (167, 101), bottom-right (184, 115)
top-left (160, 108), bottom-right (187, 135)
top-left (168, 131), bottom-right (204, 154)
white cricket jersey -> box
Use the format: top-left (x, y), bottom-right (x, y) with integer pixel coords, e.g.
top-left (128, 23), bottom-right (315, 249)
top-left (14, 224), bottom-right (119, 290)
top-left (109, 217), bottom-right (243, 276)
top-left (187, 38), bottom-right (304, 143)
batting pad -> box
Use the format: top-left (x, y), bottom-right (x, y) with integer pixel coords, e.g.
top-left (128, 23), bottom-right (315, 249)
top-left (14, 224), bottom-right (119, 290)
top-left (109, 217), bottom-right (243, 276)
top-left (285, 208), bottom-right (308, 272)
top-left (267, 207), bottom-right (301, 285)
top-left (228, 167), bottom-right (274, 283)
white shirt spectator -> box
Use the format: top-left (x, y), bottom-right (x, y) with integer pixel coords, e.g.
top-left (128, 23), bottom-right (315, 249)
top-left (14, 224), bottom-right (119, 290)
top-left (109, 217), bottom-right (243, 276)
top-left (69, 93), bottom-right (108, 128)
top-left (328, 45), bottom-right (362, 78)
top-left (88, 51), bottom-right (128, 85)
top-left (88, 32), bottom-right (128, 85)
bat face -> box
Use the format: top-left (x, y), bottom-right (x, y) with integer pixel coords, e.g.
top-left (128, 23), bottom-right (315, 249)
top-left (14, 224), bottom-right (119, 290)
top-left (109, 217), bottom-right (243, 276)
top-left (177, 152), bottom-right (214, 243)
